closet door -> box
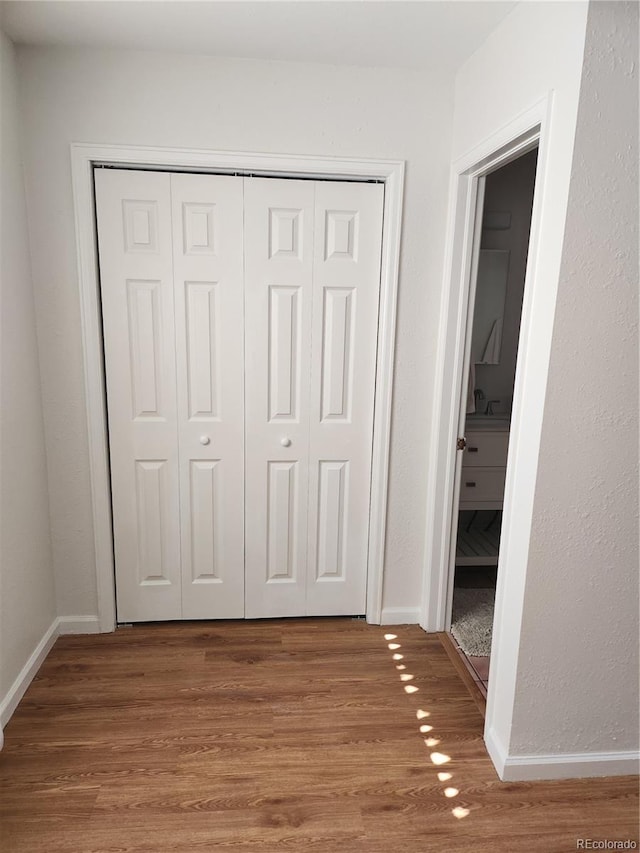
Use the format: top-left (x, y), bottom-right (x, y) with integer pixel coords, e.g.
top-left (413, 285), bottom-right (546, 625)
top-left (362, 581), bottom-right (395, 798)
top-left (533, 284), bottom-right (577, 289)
top-left (96, 169), bottom-right (181, 621)
top-left (97, 169), bottom-right (245, 622)
top-left (244, 178), bottom-right (315, 618)
top-left (171, 174), bottom-right (244, 619)
top-left (244, 177), bottom-right (384, 618)
top-left (98, 169), bottom-right (383, 623)
top-left (306, 180), bottom-right (384, 614)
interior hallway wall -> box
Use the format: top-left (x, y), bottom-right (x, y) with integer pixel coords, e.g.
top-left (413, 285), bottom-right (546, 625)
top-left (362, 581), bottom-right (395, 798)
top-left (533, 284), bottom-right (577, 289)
top-left (443, 0), bottom-right (597, 775)
top-left (512, 0), bottom-right (639, 758)
top-left (15, 46), bottom-right (454, 620)
top-left (0, 31), bottom-right (56, 727)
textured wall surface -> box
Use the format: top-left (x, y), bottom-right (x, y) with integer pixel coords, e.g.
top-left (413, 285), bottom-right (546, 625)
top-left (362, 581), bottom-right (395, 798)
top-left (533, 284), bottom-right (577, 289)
top-left (15, 46), bottom-right (454, 617)
top-left (436, 3), bottom-right (589, 763)
top-left (0, 32), bottom-right (56, 702)
top-left (512, 0), bottom-right (639, 754)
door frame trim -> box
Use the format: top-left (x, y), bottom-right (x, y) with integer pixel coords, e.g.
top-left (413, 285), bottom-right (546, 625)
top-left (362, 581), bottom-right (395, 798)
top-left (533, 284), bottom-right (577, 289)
top-left (420, 97), bottom-right (549, 637)
top-left (421, 94), bottom-right (569, 775)
top-left (70, 143), bottom-right (405, 632)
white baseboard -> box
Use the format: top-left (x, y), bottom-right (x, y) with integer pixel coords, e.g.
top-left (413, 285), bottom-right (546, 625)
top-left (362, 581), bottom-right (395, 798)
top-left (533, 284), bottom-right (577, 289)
top-left (0, 618), bottom-right (59, 729)
top-left (57, 615), bottom-right (101, 635)
top-left (0, 614), bottom-right (103, 742)
top-left (485, 725), bottom-right (640, 781)
top-left (380, 607), bottom-right (421, 625)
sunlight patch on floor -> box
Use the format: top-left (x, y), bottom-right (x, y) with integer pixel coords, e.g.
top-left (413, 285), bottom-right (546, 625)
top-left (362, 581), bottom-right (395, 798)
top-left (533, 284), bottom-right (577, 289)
top-left (381, 629), bottom-right (470, 821)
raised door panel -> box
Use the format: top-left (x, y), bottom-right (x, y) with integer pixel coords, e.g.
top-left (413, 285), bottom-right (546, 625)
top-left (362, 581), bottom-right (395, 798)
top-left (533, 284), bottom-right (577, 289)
top-left (306, 180), bottom-right (384, 616)
top-left (320, 286), bottom-right (356, 421)
top-left (315, 460), bottom-right (349, 581)
top-left (171, 173), bottom-right (245, 619)
top-left (95, 169), bottom-right (181, 622)
top-left (244, 177), bottom-right (314, 618)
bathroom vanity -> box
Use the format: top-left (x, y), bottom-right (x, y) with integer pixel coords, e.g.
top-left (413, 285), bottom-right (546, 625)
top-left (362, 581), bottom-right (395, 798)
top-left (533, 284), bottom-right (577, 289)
top-left (459, 416), bottom-right (509, 510)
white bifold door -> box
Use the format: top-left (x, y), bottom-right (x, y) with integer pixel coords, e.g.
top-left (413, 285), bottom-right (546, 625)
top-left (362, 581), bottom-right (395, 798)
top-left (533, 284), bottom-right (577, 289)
top-left (95, 168), bottom-right (383, 622)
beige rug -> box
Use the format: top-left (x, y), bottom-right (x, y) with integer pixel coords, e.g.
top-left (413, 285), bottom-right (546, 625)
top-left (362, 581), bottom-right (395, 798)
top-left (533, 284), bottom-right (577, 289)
top-left (451, 588), bottom-right (495, 657)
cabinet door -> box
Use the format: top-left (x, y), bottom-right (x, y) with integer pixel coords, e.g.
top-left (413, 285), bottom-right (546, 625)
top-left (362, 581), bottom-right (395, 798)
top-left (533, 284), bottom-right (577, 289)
top-left (96, 169), bottom-right (181, 622)
top-left (459, 467), bottom-right (507, 504)
top-left (463, 430), bottom-right (509, 467)
top-left (171, 174), bottom-right (245, 619)
top-left (244, 178), bottom-right (315, 618)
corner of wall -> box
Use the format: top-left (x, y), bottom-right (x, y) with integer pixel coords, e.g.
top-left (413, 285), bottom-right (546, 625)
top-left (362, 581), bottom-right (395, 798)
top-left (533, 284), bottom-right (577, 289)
top-left (1, 29), bottom-right (58, 733)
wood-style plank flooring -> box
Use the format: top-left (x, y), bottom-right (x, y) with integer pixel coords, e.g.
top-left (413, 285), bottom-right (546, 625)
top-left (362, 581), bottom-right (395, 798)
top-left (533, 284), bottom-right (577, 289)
top-left (1, 619), bottom-right (637, 852)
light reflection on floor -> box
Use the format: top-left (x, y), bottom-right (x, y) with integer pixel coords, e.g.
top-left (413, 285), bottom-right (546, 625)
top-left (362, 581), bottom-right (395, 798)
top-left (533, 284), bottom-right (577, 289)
top-left (383, 629), bottom-right (471, 821)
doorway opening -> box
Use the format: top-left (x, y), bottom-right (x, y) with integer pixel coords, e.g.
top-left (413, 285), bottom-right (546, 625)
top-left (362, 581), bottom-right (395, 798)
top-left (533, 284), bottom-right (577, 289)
top-left (447, 148), bottom-right (539, 700)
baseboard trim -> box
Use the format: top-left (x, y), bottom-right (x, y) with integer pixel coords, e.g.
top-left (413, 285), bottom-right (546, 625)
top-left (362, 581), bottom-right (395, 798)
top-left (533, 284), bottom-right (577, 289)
top-left (57, 616), bottom-right (101, 635)
top-left (485, 725), bottom-right (640, 780)
top-left (0, 614), bottom-right (103, 742)
top-left (380, 607), bottom-right (421, 625)
top-left (0, 618), bottom-right (59, 730)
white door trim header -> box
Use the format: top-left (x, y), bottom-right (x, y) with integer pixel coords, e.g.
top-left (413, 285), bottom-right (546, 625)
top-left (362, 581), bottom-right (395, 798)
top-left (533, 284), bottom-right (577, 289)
top-left (70, 142), bottom-right (405, 632)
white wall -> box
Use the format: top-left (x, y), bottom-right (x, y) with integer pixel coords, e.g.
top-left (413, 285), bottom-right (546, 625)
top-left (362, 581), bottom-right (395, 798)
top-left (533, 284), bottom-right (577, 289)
top-left (449, 0), bottom-right (638, 777)
top-left (511, 0), bottom-right (639, 758)
top-left (0, 31), bottom-right (56, 728)
top-left (447, 0), bottom-right (602, 776)
top-left (15, 46), bottom-right (454, 621)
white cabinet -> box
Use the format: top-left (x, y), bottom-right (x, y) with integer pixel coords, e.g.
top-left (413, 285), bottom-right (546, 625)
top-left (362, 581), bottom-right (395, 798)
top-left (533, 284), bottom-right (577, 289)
top-left (459, 426), bottom-right (509, 510)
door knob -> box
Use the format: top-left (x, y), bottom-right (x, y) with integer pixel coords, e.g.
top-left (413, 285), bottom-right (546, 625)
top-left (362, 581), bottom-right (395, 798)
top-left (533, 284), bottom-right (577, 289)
top-left (200, 436), bottom-right (211, 446)
top-left (280, 437), bottom-right (292, 447)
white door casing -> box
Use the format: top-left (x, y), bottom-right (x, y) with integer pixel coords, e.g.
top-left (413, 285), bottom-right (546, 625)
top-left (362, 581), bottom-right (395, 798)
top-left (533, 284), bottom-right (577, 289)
top-left (96, 168), bottom-right (385, 622)
top-left (73, 145), bottom-right (404, 631)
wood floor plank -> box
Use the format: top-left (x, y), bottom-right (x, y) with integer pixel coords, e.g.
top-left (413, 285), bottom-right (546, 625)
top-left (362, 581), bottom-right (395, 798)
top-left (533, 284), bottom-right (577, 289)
top-left (1, 619), bottom-right (637, 853)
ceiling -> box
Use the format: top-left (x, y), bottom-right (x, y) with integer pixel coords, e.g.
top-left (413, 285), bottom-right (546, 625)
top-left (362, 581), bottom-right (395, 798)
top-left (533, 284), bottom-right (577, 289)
top-left (0, 0), bottom-right (518, 73)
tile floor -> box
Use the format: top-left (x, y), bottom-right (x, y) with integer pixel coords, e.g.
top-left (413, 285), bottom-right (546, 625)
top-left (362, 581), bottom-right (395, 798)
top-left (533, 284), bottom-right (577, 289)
top-left (457, 646), bottom-right (490, 697)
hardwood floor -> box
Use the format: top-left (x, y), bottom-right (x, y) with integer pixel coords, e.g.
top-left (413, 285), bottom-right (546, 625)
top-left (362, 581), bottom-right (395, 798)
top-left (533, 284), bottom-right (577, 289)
top-left (1, 619), bottom-right (637, 852)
